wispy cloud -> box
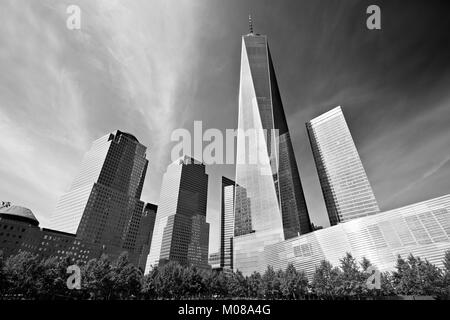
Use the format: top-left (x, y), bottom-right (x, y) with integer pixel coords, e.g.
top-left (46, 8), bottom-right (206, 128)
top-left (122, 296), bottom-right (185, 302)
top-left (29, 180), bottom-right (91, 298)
top-left (0, 0), bottom-right (205, 224)
top-left (385, 154), bottom-right (450, 203)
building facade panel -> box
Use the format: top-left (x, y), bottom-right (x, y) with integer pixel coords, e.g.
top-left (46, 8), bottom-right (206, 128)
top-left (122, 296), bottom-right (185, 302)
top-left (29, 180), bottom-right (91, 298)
top-left (256, 194), bottom-right (450, 278)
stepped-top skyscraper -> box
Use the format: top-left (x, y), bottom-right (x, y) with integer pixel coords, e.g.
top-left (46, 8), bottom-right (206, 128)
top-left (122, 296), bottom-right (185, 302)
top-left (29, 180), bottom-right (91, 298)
top-left (306, 106), bottom-right (380, 225)
top-left (49, 130), bottom-right (150, 265)
top-left (146, 155), bottom-right (210, 273)
top-left (233, 22), bottom-right (311, 274)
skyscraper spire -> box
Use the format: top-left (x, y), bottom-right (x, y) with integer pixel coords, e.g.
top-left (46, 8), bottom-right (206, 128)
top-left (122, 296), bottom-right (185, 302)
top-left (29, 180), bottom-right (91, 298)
top-left (249, 14), bottom-right (253, 34)
top-left (234, 24), bottom-right (312, 275)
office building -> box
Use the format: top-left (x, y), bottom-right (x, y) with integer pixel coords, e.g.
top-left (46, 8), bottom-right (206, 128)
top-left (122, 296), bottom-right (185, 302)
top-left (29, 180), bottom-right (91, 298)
top-left (0, 204), bottom-right (103, 264)
top-left (220, 177), bottom-right (235, 270)
top-left (234, 26), bottom-right (311, 273)
top-left (135, 203), bottom-right (158, 271)
top-left (306, 106), bottom-right (380, 225)
top-left (49, 130), bottom-right (150, 267)
top-left (239, 194), bottom-right (450, 277)
top-left (146, 156), bottom-right (210, 273)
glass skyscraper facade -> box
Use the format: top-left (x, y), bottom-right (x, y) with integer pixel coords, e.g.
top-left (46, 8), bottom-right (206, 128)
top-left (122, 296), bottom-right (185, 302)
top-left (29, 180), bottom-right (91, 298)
top-left (233, 184), bottom-right (253, 237)
top-left (135, 203), bottom-right (158, 270)
top-left (306, 106), bottom-right (380, 226)
top-left (49, 130), bottom-right (150, 267)
top-left (233, 31), bottom-right (311, 274)
top-left (146, 156), bottom-right (210, 273)
top-left (221, 176), bottom-right (235, 270)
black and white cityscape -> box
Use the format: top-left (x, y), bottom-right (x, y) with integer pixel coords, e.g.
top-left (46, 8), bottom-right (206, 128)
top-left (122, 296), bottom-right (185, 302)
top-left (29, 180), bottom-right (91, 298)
top-left (1, 0), bottom-right (450, 308)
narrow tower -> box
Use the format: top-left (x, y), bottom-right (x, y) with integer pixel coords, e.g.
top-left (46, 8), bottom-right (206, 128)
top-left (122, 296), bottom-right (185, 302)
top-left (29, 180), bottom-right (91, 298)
top-left (234, 22), bottom-right (311, 274)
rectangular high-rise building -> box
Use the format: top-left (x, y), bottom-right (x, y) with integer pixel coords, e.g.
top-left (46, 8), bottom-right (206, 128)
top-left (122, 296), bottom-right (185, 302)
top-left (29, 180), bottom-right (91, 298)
top-left (233, 28), bottom-right (312, 274)
top-left (135, 203), bottom-right (157, 271)
top-left (49, 130), bottom-right (149, 266)
top-left (306, 106), bottom-right (380, 226)
top-left (146, 156), bottom-right (210, 273)
top-left (220, 177), bottom-right (235, 270)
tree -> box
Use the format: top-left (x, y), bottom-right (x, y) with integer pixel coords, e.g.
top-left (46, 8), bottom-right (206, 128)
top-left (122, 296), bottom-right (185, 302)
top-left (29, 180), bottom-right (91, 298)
top-left (246, 271), bottom-right (264, 298)
top-left (311, 260), bottom-right (342, 299)
top-left (205, 269), bottom-right (228, 298)
top-left (82, 254), bottom-right (115, 300)
top-left (280, 263), bottom-right (308, 299)
top-left (153, 261), bottom-right (186, 299)
top-left (227, 270), bottom-right (247, 298)
top-left (0, 251), bottom-right (6, 296)
top-left (3, 251), bottom-right (41, 298)
top-left (358, 256), bottom-right (396, 297)
top-left (34, 256), bottom-right (67, 299)
top-left (110, 252), bottom-right (143, 299)
top-left (360, 256), bottom-right (372, 272)
top-left (337, 253), bottom-right (365, 298)
top-left (379, 271), bottom-right (396, 296)
top-left (444, 250), bottom-right (450, 272)
top-left (53, 256), bottom-right (83, 299)
top-left (182, 266), bottom-right (206, 298)
top-left (261, 266), bottom-right (281, 299)
top-left (442, 250), bottom-right (450, 299)
top-left (392, 254), bottom-right (443, 297)
top-left (142, 265), bottom-right (159, 299)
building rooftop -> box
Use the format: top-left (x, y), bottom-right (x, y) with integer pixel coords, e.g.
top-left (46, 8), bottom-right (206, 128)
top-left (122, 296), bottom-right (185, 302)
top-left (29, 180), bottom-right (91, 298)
top-left (307, 106), bottom-right (343, 126)
top-left (144, 203), bottom-right (158, 213)
top-left (0, 205), bottom-right (39, 226)
top-left (115, 130), bottom-right (140, 143)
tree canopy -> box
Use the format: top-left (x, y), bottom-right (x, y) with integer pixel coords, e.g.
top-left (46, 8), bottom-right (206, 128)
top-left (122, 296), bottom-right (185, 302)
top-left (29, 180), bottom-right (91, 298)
top-left (0, 250), bottom-right (449, 300)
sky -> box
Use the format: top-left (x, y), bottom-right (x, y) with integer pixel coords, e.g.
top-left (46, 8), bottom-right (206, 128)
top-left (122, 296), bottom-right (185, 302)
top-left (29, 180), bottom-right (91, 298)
top-left (1, 0), bottom-right (450, 253)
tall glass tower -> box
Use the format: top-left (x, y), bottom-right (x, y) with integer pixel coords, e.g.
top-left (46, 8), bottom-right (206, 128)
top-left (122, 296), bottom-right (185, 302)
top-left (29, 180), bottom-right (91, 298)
top-left (146, 156), bottom-right (209, 273)
top-left (49, 130), bottom-right (149, 263)
top-left (233, 28), bottom-right (311, 274)
top-left (306, 106), bottom-right (380, 225)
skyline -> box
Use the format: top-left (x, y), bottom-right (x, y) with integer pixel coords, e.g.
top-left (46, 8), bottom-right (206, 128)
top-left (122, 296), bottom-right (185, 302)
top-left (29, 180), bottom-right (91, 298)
top-left (1, 0), bottom-right (450, 254)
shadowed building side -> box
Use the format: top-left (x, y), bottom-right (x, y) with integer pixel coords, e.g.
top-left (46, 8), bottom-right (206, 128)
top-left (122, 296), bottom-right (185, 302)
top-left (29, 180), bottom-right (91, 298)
top-left (146, 156), bottom-right (210, 273)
